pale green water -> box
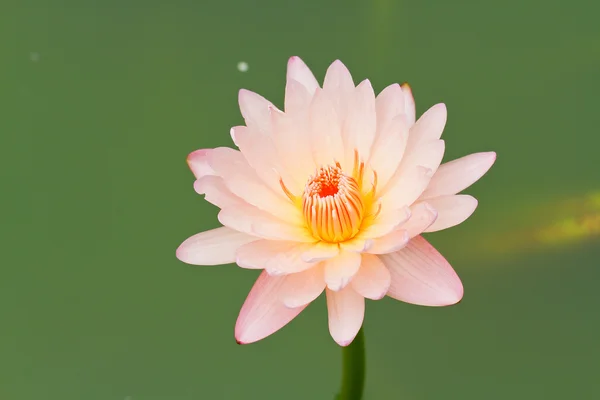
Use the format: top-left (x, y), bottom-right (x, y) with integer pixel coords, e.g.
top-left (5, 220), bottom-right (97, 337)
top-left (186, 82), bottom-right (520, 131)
top-left (1, 1), bottom-right (599, 399)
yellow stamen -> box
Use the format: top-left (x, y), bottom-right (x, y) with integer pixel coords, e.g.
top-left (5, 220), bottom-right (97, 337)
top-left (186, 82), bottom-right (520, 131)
top-left (302, 163), bottom-right (365, 242)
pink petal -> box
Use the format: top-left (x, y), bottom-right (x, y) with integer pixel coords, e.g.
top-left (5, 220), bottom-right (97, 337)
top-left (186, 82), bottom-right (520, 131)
top-left (351, 254), bottom-right (391, 299)
top-left (423, 195), bottom-right (478, 233)
top-left (380, 236), bottom-right (463, 306)
top-left (365, 229), bottom-right (409, 255)
top-left (235, 240), bottom-right (317, 275)
top-left (270, 107), bottom-right (315, 194)
top-left (420, 152), bottom-right (497, 199)
top-left (187, 149), bottom-right (216, 179)
top-left (194, 176), bottom-right (245, 209)
top-left (407, 103), bottom-right (447, 149)
top-left (324, 251), bottom-right (362, 291)
top-left (207, 147), bottom-right (300, 223)
top-left (365, 202), bottom-right (437, 255)
top-left (326, 287), bottom-right (365, 346)
top-left (284, 78), bottom-right (312, 115)
top-left (375, 84), bottom-right (405, 135)
top-left (280, 264), bottom-right (326, 308)
top-left (323, 60), bottom-right (355, 124)
top-left (301, 242), bottom-right (340, 263)
top-left (401, 83), bottom-right (416, 126)
top-left (235, 271), bottom-right (306, 344)
top-left (238, 89), bottom-right (274, 136)
top-left (401, 202), bottom-right (438, 237)
top-left (231, 125), bottom-right (300, 197)
top-left (309, 88), bottom-right (345, 166)
top-left (176, 227), bottom-right (257, 266)
top-left (399, 139), bottom-right (446, 175)
top-left (342, 79), bottom-right (377, 168)
top-left (368, 114), bottom-right (410, 189)
top-left (359, 206), bottom-right (411, 239)
top-left (218, 205), bottom-right (314, 242)
top-left (381, 166), bottom-right (433, 211)
top-left (286, 56), bottom-right (319, 95)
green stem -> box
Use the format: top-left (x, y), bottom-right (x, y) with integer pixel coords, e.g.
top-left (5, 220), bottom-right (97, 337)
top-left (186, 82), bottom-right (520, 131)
top-left (336, 327), bottom-right (366, 400)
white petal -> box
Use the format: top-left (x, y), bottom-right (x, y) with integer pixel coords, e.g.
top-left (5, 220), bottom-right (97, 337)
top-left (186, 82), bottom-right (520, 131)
top-left (322, 60), bottom-right (355, 119)
top-left (351, 254), bottom-right (391, 300)
top-left (324, 251), bottom-right (362, 291)
top-left (420, 152), bottom-right (497, 199)
top-left (402, 202), bottom-right (439, 237)
top-left (380, 236), bottom-right (463, 306)
top-left (381, 166), bottom-right (433, 211)
top-left (359, 206), bottom-right (411, 239)
top-left (423, 195), bottom-right (478, 232)
top-left (326, 287), bottom-right (365, 346)
top-left (176, 227), bottom-right (257, 266)
top-left (286, 56), bottom-right (319, 95)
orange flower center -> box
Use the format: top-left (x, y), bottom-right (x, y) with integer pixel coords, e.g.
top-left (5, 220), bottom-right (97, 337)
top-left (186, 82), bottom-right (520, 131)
top-left (302, 163), bottom-right (365, 243)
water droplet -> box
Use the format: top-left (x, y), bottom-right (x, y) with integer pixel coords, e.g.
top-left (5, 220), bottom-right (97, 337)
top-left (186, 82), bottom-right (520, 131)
top-left (237, 61), bottom-right (249, 72)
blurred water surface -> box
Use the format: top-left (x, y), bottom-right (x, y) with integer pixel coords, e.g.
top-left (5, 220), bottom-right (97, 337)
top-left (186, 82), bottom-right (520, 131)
top-left (1, 0), bottom-right (599, 399)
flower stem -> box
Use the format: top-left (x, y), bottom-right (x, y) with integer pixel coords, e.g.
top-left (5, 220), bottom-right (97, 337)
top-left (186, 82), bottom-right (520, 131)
top-left (336, 327), bottom-right (366, 400)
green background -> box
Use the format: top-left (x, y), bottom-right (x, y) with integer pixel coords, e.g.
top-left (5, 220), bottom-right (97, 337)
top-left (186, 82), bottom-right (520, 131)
top-left (2, 0), bottom-right (599, 399)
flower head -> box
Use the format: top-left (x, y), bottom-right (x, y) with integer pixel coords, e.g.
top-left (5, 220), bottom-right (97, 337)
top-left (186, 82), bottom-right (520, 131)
top-left (177, 57), bottom-right (496, 346)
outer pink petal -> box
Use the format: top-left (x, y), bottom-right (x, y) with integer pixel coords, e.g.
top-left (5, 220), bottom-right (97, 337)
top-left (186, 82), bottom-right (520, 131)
top-left (420, 152), bottom-right (497, 199)
top-left (176, 227), bottom-right (257, 266)
top-left (309, 88), bottom-right (345, 167)
top-left (401, 83), bottom-right (416, 126)
top-left (326, 287), bottom-right (365, 346)
top-left (342, 79), bottom-right (377, 168)
top-left (351, 254), bottom-right (391, 300)
top-left (238, 89), bottom-right (274, 136)
top-left (286, 56), bottom-right (319, 95)
top-left (322, 60), bottom-right (355, 110)
top-left (236, 240), bottom-right (317, 275)
top-left (280, 264), bottom-right (326, 308)
top-left (423, 195), bottom-right (478, 233)
top-left (380, 236), bottom-right (463, 306)
top-left (407, 103), bottom-right (447, 149)
top-left (324, 250), bottom-right (362, 291)
top-left (235, 271), bottom-right (306, 344)
top-left (187, 149), bottom-right (216, 179)
top-left (368, 115), bottom-right (410, 189)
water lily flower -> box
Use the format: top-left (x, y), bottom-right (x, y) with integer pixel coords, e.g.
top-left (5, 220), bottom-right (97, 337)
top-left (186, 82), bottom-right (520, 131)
top-left (176, 57), bottom-right (496, 346)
